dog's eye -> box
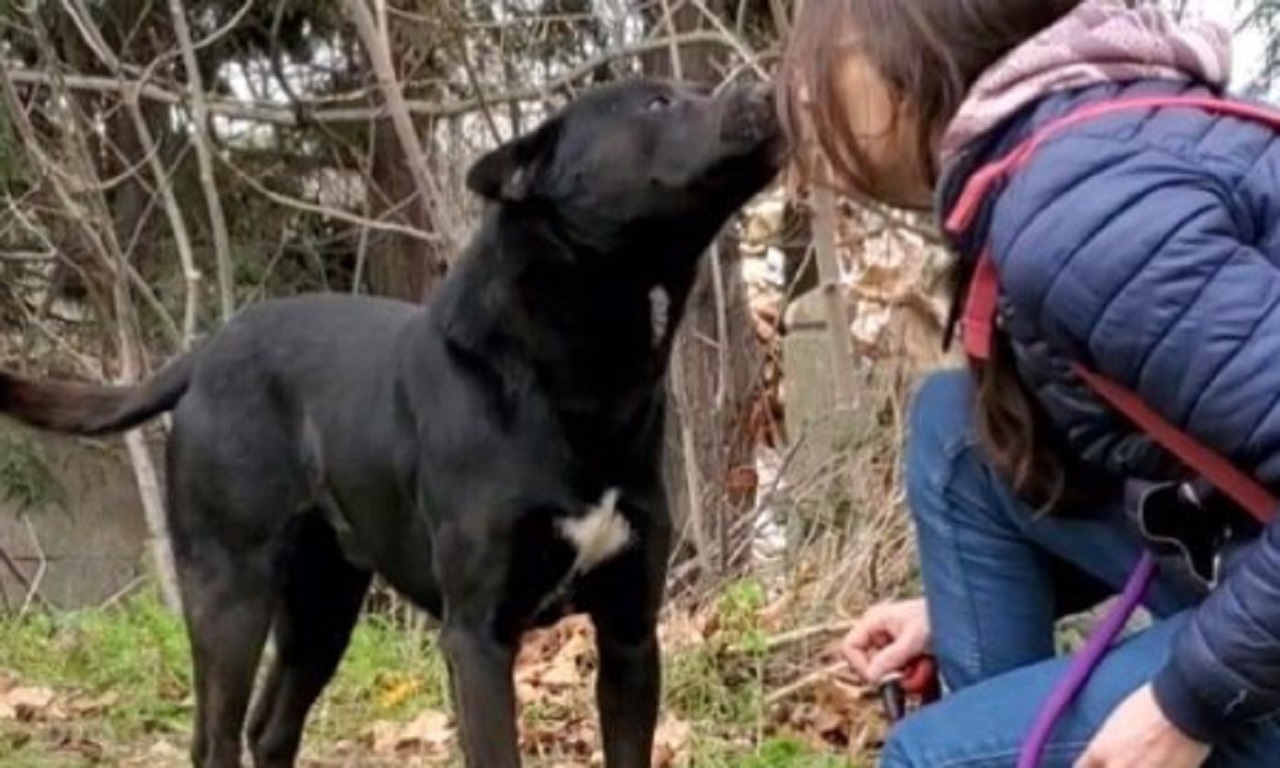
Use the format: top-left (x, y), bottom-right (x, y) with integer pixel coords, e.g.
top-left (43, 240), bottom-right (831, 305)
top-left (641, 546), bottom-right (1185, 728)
top-left (645, 95), bottom-right (673, 112)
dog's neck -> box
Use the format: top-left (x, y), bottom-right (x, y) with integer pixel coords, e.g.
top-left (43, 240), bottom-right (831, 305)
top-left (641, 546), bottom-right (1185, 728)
top-left (432, 206), bottom-right (704, 395)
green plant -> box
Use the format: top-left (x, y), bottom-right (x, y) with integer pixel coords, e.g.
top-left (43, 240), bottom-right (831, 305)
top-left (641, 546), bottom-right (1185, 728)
top-left (0, 434), bottom-right (66, 514)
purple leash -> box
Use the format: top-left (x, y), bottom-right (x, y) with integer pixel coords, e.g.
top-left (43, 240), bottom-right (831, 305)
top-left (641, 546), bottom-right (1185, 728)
top-left (1016, 553), bottom-right (1158, 768)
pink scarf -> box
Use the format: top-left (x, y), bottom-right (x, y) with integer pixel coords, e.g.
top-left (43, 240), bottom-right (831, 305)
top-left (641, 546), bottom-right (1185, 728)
top-left (938, 0), bottom-right (1232, 167)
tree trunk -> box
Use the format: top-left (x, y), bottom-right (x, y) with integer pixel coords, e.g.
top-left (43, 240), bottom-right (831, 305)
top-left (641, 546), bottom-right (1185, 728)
top-left (367, 117), bottom-right (447, 302)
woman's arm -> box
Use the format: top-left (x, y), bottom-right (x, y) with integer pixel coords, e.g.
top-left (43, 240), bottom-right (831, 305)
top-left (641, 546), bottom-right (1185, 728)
top-left (993, 132), bottom-right (1280, 742)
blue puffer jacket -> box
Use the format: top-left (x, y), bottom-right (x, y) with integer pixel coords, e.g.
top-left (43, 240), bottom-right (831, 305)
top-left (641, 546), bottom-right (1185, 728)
top-left (938, 78), bottom-right (1280, 743)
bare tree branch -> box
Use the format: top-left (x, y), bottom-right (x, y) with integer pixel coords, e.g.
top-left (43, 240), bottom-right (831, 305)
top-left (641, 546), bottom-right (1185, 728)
top-left (166, 0), bottom-right (236, 322)
top-left (126, 83), bottom-right (202, 347)
top-left (4, 31), bottom-right (742, 125)
top-left (215, 150), bottom-right (445, 245)
top-left (343, 0), bottom-right (451, 250)
top-left (116, 263), bottom-right (184, 614)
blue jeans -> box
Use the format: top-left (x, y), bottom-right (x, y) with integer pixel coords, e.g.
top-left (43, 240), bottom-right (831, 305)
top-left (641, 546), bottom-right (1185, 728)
top-left (882, 370), bottom-right (1280, 767)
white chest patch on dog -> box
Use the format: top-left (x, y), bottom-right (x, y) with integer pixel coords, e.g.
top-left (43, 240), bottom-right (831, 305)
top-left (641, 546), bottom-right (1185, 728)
top-left (558, 488), bottom-right (632, 572)
top-left (649, 286), bottom-right (670, 347)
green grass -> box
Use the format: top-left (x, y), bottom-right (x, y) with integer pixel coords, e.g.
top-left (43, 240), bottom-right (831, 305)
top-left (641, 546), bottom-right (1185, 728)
top-left (702, 738), bottom-right (851, 767)
top-left (0, 582), bottom-right (865, 765)
top-left (0, 590), bottom-right (191, 739)
top-left (666, 580), bottom-right (770, 733)
top-left (306, 612), bottom-right (452, 740)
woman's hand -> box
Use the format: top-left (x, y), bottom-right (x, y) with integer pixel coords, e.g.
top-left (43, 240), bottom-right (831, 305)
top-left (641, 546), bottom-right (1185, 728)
top-left (1075, 685), bottom-right (1210, 768)
top-left (840, 598), bottom-right (930, 683)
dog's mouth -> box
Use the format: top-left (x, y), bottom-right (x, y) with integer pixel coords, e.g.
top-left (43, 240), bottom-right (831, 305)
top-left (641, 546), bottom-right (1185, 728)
top-left (718, 84), bottom-right (782, 151)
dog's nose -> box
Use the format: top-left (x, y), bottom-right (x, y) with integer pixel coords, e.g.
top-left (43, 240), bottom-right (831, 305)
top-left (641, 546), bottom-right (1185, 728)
top-left (747, 81), bottom-right (775, 106)
top-left (719, 81), bottom-right (781, 144)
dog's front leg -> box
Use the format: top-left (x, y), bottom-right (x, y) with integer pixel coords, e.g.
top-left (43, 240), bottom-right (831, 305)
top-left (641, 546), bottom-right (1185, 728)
top-left (585, 534), bottom-right (668, 768)
top-left (431, 513), bottom-right (525, 767)
top-left (596, 622), bottom-right (661, 768)
top-left (440, 622), bottom-right (521, 768)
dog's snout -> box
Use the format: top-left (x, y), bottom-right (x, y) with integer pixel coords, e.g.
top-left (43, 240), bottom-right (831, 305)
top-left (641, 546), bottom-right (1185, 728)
top-left (719, 82), bottom-right (780, 146)
top-left (717, 81), bottom-right (773, 107)
top-left (746, 81), bottom-right (774, 108)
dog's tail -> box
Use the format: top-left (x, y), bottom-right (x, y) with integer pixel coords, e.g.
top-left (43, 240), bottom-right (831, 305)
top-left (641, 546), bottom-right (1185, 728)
top-left (0, 353), bottom-right (196, 436)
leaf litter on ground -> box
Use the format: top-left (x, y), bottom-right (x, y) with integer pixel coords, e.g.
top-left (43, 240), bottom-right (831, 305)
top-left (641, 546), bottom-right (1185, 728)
top-left (1, 591), bottom-right (890, 766)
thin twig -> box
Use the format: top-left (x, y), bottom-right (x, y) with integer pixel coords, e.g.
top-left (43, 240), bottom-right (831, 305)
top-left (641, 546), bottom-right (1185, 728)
top-left (660, 0), bottom-right (685, 80)
top-left (709, 242), bottom-right (730, 410)
top-left (123, 257), bottom-right (184, 349)
top-left (98, 575), bottom-right (146, 611)
top-left (215, 150), bottom-right (444, 245)
top-left (763, 661), bottom-right (855, 706)
top-left (57, 0), bottom-right (125, 73)
top-left (686, 0), bottom-right (770, 79)
top-left (0, 541), bottom-right (49, 613)
top-left (0, 250), bottom-right (56, 262)
top-left (19, 515), bottom-right (48, 618)
top-left (761, 620), bottom-right (856, 652)
top-left (118, 308), bottom-right (183, 613)
top-left (167, 0), bottom-right (236, 322)
top-left (451, 23), bottom-right (504, 146)
top-left (352, 118), bottom-right (379, 294)
top-left (125, 76), bottom-right (202, 347)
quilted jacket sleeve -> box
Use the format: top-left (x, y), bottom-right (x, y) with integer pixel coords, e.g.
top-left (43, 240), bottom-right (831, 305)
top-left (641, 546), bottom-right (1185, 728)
top-left (990, 132), bottom-right (1280, 742)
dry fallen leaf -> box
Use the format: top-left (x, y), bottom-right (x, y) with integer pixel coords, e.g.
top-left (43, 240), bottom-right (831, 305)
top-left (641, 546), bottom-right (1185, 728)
top-left (399, 710), bottom-right (455, 753)
top-left (366, 709), bottom-right (454, 759)
top-left (658, 610), bottom-right (708, 652)
top-left (520, 713), bottom-right (597, 761)
top-left (652, 716), bottom-right (692, 768)
top-left (66, 691), bottom-right (119, 717)
top-left (376, 676), bottom-right (421, 710)
top-left (147, 740), bottom-right (185, 759)
top-left (118, 739), bottom-right (186, 767)
top-left (0, 685), bottom-right (57, 721)
top-left (49, 730), bottom-right (108, 763)
top-left (536, 657), bottom-right (580, 688)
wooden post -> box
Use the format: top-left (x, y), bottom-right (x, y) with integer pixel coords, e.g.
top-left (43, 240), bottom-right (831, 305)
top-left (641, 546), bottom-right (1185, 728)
top-left (811, 185), bottom-right (858, 408)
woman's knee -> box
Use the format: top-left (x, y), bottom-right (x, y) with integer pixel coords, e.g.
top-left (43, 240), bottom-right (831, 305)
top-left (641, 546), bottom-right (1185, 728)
top-left (878, 716), bottom-right (930, 767)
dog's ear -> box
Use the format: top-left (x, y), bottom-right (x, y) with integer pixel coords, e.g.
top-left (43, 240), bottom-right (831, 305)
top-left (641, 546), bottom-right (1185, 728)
top-left (466, 121), bottom-right (560, 203)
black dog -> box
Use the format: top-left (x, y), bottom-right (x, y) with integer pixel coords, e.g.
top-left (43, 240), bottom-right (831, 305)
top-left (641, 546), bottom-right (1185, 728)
top-left (0, 79), bottom-right (780, 767)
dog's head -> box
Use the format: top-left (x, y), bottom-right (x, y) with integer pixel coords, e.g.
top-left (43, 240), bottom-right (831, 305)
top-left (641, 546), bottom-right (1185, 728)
top-left (466, 79), bottom-right (783, 262)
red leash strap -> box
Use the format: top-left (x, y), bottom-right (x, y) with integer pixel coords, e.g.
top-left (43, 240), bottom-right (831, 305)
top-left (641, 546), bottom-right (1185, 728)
top-left (1070, 365), bottom-right (1277, 523)
top-left (961, 251), bottom-right (1000, 361)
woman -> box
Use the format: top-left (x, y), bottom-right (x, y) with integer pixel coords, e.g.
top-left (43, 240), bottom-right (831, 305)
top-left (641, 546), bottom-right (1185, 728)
top-left (778, 1), bottom-right (1280, 766)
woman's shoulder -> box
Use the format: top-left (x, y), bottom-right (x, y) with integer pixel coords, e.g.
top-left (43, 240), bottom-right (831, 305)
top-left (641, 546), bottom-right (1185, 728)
top-left (975, 81), bottom-right (1280, 331)
top-left (938, 80), bottom-right (1280, 259)
top-left (984, 82), bottom-right (1280, 255)
top-left (1003, 81), bottom-right (1280, 200)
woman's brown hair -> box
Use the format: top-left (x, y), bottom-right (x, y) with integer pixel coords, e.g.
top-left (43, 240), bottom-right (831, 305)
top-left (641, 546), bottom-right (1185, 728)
top-left (778, 0), bottom-right (1087, 510)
